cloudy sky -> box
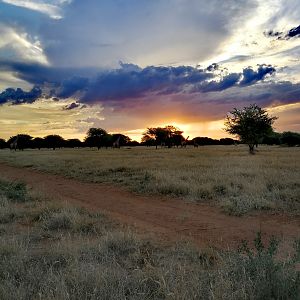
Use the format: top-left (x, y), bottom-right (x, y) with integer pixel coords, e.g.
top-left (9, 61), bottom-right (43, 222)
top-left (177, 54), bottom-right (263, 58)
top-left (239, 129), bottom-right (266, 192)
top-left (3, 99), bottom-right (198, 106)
top-left (0, 0), bottom-right (299, 141)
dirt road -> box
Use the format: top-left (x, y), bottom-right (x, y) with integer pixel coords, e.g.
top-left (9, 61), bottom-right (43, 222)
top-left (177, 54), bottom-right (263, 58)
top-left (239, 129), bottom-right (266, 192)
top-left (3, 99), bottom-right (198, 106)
top-left (0, 163), bottom-right (299, 248)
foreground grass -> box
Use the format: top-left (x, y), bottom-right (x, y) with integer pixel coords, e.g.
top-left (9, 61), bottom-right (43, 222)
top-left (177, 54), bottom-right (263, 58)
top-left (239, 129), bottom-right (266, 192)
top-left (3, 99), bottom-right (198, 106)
top-left (0, 179), bottom-right (299, 299)
top-left (0, 145), bottom-right (299, 215)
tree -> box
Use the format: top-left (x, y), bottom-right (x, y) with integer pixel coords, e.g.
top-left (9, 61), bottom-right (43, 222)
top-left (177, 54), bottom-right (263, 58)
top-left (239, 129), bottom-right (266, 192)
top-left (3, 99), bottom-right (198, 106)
top-left (219, 138), bottom-right (236, 145)
top-left (111, 134), bottom-right (131, 147)
top-left (280, 131), bottom-right (300, 146)
top-left (32, 137), bottom-right (45, 150)
top-left (7, 134), bottom-right (33, 150)
top-left (260, 131), bottom-right (281, 145)
top-left (192, 137), bottom-right (219, 146)
top-left (127, 140), bottom-right (140, 147)
top-left (141, 134), bottom-right (156, 146)
top-left (143, 125), bottom-right (183, 149)
top-left (0, 138), bottom-right (6, 149)
top-left (84, 128), bottom-right (107, 149)
top-left (66, 139), bottom-right (83, 148)
top-left (44, 135), bottom-right (65, 150)
top-left (225, 104), bottom-right (277, 154)
top-left (144, 127), bottom-right (168, 149)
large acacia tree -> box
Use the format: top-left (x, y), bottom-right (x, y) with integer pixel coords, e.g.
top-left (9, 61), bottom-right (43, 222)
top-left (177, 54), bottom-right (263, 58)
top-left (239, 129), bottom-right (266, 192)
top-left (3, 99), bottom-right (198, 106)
top-left (225, 104), bottom-right (277, 154)
top-left (143, 126), bottom-right (183, 149)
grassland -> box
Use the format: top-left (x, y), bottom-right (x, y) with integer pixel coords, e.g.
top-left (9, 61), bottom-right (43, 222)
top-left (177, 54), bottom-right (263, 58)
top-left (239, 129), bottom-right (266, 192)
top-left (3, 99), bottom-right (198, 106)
top-left (0, 179), bottom-right (299, 299)
top-left (0, 145), bottom-right (299, 215)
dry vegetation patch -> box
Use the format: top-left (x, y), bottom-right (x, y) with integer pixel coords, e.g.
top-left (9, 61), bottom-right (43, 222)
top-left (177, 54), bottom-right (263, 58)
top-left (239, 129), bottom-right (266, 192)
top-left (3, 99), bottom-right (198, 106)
top-left (0, 145), bottom-right (299, 215)
top-left (0, 179), bottom-right (299, 299)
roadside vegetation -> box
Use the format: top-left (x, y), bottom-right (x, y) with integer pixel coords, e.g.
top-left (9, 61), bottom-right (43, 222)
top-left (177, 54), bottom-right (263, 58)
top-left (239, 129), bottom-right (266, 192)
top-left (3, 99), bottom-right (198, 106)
top-left (0, 145), bottom-right (299, 216)
top-left (0, 179), bottom-right (299, 299)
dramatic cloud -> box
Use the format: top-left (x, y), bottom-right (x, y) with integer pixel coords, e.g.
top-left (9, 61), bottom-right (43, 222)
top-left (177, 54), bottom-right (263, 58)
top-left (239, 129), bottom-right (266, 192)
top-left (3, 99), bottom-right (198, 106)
top-left (0, 25), bottom-right (48, 64)
top-left (287, 25), bottom-right (300, 38)
top-left (0, 0), bottom-right (71, 19)
top-left (265, 25), bottom-right (300, 40)
top-left (0, 0), bottom-right (299, 139)
top-left (63, 102), bottom-right (81, 110)
top-left (200, 73), bottom-right (241, 92)
top-left (0, 61), bottom-right (278, 105)
top-left (239, 65), bottom-right (275, 86)
top-left (0, 86), bottom-right (42, 104)
top-left (31, 0), bottom-right (257, 68)
top-left (58, 77), bottom-right (89, 98)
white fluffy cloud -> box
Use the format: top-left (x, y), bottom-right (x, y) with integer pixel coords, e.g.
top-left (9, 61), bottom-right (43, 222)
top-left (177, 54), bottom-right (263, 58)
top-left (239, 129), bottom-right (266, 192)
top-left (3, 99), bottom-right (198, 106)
top-left (203, 0), bottom-right (300, 82)
top-left (0, 24), bottom-right (48, 64)
top-left (0, 0), bottom-right (71, 19)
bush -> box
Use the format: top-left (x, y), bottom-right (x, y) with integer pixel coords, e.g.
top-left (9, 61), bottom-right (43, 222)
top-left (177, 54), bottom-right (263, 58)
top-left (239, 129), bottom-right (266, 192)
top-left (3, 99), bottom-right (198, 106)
top-left (216, 232), bottom-right (300, 299)
top-left (0, 180), bottom-right (28, 202)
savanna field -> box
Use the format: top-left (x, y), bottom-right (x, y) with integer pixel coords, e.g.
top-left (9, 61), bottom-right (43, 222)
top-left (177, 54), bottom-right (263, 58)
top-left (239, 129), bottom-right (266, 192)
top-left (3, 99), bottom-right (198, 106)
top-left (0, 145), bottom-right (299, 215)
top-left (0, 175), bottom-right (299, 299)
top-left (0, 145), bottom-right (300, 299)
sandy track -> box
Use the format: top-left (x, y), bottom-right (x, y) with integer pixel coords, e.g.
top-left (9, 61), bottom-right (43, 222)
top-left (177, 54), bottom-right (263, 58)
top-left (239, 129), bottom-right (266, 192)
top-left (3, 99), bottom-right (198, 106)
top-left (0, 163), bottom-right (299, 248)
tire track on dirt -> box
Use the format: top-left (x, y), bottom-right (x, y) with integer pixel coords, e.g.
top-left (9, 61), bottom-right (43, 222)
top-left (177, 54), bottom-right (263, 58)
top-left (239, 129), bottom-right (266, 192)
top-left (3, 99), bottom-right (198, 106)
top-left (0, 163), bottom-right (299, 248)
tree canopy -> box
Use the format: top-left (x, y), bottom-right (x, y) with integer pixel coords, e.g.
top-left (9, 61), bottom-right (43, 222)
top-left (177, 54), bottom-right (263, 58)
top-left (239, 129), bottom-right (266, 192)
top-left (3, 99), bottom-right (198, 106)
top-left (225, 104), bottom-right (277, 153)
top-left (44, 135), bottom-right (65, 150)
top-left (143, 126), bottom-right (184, 148)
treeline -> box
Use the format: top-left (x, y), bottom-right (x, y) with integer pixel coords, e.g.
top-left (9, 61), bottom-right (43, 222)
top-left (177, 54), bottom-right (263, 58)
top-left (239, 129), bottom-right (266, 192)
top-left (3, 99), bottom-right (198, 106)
top-left (0, 126), bottom-right (299, 150)
top-left (259, 131), bottom-right (300, 147)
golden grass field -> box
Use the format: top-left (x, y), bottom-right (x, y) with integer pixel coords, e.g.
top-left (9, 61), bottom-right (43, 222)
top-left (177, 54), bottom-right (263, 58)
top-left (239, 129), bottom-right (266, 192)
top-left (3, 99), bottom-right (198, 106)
top-left (0, 145), bottom-right (299, 215)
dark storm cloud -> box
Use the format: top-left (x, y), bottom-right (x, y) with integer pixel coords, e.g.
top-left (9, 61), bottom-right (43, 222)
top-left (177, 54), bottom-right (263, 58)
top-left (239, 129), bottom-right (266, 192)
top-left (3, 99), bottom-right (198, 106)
top-left (81, 64), bottom-right (214, 102)
top-left (0, 86), bottom-right (42, 105)
top-left (58, 77), bottom-right (90, 98)
top-left (201, 73), bottom-right (241, 92)
top-left (287, 25), bottom-right (300, 38)
top-left (206, 81), bottom-right (300, 108)
top-left (0, 61), bottom-right (278, 106)
top-left (265, 25), bottom-right (300, 40)
top-left (195, 65), bottom-right (275, 93)
top-left (206, 63), bottom-right (219, 71)
top-left (239, 65), bottom-right (275, 85)
top-left (0, 60), bottom-right (99, 85)
top-left (63, 102), bottom-right (81, 110)
top-left (264, 30), bottom-right (283, 38)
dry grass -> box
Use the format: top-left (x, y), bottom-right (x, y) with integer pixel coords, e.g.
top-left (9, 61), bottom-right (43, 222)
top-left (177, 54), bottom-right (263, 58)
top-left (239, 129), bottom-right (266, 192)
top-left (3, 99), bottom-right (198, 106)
top-left (0, 179), bottom-right (299, 300)
top-left (0, 145), bottom-right (299, 215)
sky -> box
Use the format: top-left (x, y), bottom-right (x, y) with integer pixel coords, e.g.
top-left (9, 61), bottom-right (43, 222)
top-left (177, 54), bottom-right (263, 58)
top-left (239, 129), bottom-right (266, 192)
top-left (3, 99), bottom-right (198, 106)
top-left (0, 0), bottom-right (300, 141)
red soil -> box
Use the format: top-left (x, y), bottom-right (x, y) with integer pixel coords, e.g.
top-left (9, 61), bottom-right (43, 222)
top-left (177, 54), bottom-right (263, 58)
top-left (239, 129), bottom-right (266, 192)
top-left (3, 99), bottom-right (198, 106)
top-left (0, 163), bottom-right (299, 249)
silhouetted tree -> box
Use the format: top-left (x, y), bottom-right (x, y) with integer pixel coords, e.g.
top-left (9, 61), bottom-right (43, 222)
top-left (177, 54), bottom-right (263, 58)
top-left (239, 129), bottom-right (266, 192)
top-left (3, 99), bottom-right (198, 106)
top-left (143, 125), bottom-right (183, 149)
top-left (66, 139), bottom-right (83, 148)
top-left (280, 131), bottom-right (300, 146)
top-left (111, 134), bottom-right (131, 147)
top-left (141, 134), bottom-right (156, 146)
top-left (260, 131), bottom-right (281, 145)
top-left (127, 140), bottom-right (140, 147)
top-left (32, 137), bottom-right (45, 150)
top-left (192, 137), bottom-right (219, 146)
top-left (7, 134), bottom-right (33, 150)
top-left (225, 104), bottom-right (277, 154)
top-left (102, 134), bottom-right (113, 148)
top-left (44, 135), bottom-right (65, 150)
top-left (85, 128), bottom-right (107, 149)
top-left (144, 127), bottom-right (168, 149)
top-left (219, 138), bottom-right (236, 145)
top-left (172, 131), bottom-right (185, 148)
top-left (0, 138), bottom-right (6, 149)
